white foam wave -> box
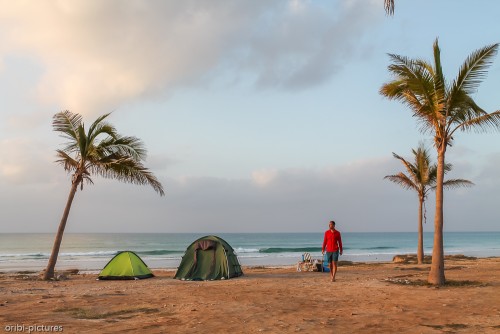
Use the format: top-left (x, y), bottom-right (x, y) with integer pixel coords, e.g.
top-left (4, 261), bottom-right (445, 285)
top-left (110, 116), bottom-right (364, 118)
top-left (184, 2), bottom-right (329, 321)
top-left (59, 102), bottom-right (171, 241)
top-left (0, 252), bottom-right (47, 258)
top-left (60, 251), bottom-right (118, 257)
top-left (234, 247), bottom-right (261, 253)
top-left (236, 254), bottom-right (267, 258)
top-left (0, 250), bottom-right (118, 258)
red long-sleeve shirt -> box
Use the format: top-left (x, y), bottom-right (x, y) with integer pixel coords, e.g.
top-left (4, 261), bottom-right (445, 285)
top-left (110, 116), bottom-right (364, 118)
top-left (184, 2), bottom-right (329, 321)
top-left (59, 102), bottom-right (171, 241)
top-left (322, 229), bottom-right (343, 253)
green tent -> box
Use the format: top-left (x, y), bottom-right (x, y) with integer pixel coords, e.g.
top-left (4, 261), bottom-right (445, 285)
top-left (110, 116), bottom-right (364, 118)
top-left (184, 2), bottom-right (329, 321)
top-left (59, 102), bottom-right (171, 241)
top-left (174, 235), bottom-right (243, 281)
top-left (98, 251), bottom-right (154, 280)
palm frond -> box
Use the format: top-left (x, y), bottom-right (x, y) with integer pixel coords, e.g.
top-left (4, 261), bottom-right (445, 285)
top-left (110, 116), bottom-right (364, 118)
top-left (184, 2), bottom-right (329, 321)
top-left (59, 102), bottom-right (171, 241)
top-left (380, 80), bottom-right (426, 117)
top-left (386, 55), bottom-right (434, 99)
top-left (384, 173), bottom-right (418, 192)
top-left (449, 43), bottom-right (498, 97)
top-left (55, 150), bottom-right (79, 172)
top-left (88, 123), bottom-right (117, 145)
top-left (87, 113), bottom-right (112, 137)
top-left (413, 145), bottom-right (431, 184)
top-left (452, 110), bottom-right (500, 135)
top-left (381, 41), bottom-right (500, 153)
top-left (60, 142), bottom-right (80, 155)
top-left (53, 110), bottom-right (164, 196)
top-left (443, 162), bottom-right (453, 173)
top-left (442, 179), bottom-right (474, 190)
top-left (77, 125), bottom-right (87, 157)
top-left (53, 111), bottom-right (82, 141)
top-left (97, 135), bottom-right (147, 161)
top-left (447, 92), bottom-right (488, 131)
top-left (384, 0), bottom-right (394, 15)
top-left (94, 156), bottom-right (165, 196)
top-left (427, 163), bottom-right (438, 181)
top-left (388, 143), bottom-right (448, 198)
top-left (381, 54), bottom-right (440, 134)
top-left (81, 172), bottom-right (94, 188)
top-left (87, 113), bottom-right (117, 146)
top-left (432, 39), bottom-right (447, 105)
top-left (391, 153), bottom-right (418, 179)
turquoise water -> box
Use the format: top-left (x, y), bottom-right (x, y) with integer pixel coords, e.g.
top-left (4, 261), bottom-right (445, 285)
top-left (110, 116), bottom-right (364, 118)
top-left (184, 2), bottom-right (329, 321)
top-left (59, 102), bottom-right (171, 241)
top-left (0, 232), bottom-right (498, 272)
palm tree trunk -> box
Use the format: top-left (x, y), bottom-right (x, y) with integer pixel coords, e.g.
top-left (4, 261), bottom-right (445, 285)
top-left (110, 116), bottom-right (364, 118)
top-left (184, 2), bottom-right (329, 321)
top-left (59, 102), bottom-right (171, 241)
top-left (42, 180), bottom-right (79, 280)
top-left (417, 196), bottom-right (424, 264)
top-left (428, 147), bottom-right (446, 285)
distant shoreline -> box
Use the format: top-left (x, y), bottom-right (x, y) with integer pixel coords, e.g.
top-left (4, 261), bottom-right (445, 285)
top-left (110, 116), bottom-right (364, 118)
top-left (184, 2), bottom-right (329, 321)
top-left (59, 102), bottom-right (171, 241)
top-left (2, 254), bottom-right (498, 275)
top-left (2, 232), bottom-right (499, 273)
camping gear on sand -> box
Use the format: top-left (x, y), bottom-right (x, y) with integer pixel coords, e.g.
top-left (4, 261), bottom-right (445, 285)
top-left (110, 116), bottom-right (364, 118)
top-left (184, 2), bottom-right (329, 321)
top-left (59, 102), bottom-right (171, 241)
top-left (322, 253), bottom-right (331, 272)
top-left (174, 235), bottom-right (243, 281)
top-left (98, 251), bottom-right (154, 280)
top-left (297, 252), bottom-right (314, 272)
top-left (297, 252), bottom-right (323, 272)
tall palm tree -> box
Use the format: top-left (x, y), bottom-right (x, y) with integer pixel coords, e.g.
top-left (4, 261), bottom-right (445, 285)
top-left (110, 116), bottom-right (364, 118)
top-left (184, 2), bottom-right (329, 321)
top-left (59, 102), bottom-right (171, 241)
top-left (380, 39), bottom-right (500, 285)
top-left (43, 111), bottom-right (165, 280)
top-left (385, 143), bottom-right (473, 264)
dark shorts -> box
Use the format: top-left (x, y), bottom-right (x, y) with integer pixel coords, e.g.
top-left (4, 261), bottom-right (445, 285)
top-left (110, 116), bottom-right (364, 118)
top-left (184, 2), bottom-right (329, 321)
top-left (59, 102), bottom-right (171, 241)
top-left (326, 251), bottom-right (339, 263)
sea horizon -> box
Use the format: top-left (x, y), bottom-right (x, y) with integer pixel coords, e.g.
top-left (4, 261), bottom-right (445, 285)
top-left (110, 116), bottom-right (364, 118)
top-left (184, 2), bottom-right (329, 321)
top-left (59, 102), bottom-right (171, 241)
top-left (1, 232), bottom-right (499, 273)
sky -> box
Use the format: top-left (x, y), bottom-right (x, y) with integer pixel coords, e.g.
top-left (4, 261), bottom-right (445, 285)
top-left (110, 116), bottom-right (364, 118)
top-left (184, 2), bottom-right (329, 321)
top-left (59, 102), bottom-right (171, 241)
top-left (0, 0), bottom-right (499, 233)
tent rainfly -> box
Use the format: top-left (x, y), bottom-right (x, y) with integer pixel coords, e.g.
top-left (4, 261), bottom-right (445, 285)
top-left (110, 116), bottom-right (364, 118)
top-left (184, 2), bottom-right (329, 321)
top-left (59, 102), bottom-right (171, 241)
top-left (174, 235), bottom-right (243, 281)
top-left (98, 251), bottom-right (154, 280)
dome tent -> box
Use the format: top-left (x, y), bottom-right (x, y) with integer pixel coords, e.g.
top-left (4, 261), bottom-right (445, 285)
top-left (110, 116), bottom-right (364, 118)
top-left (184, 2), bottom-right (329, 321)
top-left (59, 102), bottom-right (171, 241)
top-left (98, 251), bottom-right (154, 280)
top-left (174, 235), bottom-right (243, 281)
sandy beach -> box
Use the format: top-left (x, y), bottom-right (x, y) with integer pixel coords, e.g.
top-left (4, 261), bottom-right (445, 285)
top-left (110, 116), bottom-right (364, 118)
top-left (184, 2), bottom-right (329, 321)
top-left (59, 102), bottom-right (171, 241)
top-left (0, 257), bottom-right (498, 333)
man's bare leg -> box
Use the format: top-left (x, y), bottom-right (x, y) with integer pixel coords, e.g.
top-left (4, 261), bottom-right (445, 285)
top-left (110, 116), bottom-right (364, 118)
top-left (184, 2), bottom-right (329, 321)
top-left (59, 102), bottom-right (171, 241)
top-left (332, 261), bottom-right (338, 281)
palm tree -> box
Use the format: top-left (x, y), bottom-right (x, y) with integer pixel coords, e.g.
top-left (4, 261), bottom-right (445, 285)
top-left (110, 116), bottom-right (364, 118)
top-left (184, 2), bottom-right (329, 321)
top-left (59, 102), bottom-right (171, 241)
top-left (43, 111), bottom-right (165, 280)
top-left (380, 39), bottom-right (500, 285)
top-left (385, 0), bottom-right (395, 15)
top-left (385, 143), bottom-right (473, 264)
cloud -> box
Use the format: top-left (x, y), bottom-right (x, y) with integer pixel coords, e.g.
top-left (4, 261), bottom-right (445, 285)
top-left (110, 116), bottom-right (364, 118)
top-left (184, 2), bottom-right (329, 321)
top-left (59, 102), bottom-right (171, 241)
top-left (0, 138), bottom-right (59, 185)
top-left (5, 112), bottom-right (52, 133)
top-left (251, 169), bottom-right (279, 187)
top-left (143, 153), bottom-right (179, 172)
top-left (476, 152), bottom-right (500, 185)
top-left (442, 153), bottom-right (500, 231)
top-left (0, 0), bottom-right (379, 115)
top-left (2, 137), bottom-right (496, 233)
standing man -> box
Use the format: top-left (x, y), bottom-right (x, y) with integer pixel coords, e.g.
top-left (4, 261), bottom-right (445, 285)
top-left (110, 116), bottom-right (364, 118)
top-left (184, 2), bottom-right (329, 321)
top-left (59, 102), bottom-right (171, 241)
top-left (322, 220), bottom-right (343, 282)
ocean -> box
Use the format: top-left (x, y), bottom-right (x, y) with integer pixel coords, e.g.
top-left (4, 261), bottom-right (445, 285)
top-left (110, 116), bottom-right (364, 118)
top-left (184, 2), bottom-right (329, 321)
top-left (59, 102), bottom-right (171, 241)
top-left (0, 232), bottom-right (498, 272)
